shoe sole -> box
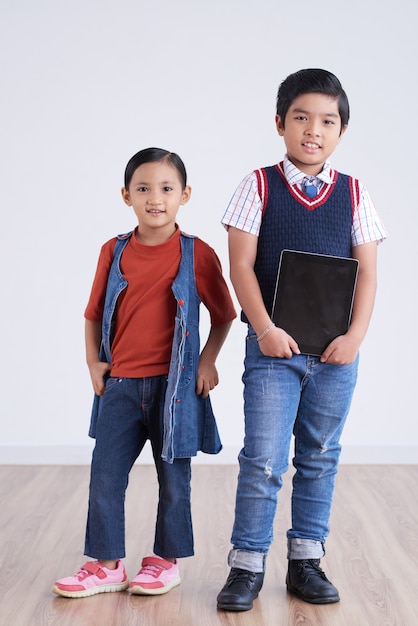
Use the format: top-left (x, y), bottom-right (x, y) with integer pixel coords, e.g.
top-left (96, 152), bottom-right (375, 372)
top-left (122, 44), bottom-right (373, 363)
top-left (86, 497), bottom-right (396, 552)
top-left (286, 584), bottom-right (340, 604)
top-left (217, 591), bottom-right (260, 612)
top-left (52, 580), bottom-right (129, 599)
top-left (129, 576), bottom-right (181, 596)
top-left (217, 602), bottom-right (254, 612)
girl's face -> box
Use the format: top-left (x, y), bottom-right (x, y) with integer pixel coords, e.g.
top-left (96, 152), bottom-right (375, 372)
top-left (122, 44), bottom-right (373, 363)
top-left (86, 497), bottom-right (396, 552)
top-left (275, 92), bottom-right (347, 176)
top-left (121, 160), bottom-right (191, 244)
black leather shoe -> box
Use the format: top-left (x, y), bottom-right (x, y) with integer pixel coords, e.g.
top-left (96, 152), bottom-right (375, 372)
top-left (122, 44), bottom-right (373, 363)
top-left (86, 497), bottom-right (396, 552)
top-left (217, 568), bottom-right (264, 611)
top-left (286, 559), bottom-right (340, 604)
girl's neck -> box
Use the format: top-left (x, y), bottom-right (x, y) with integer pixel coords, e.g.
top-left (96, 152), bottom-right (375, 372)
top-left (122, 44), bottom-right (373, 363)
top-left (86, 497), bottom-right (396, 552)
top-left (134, 223), bottom-right (178, 246)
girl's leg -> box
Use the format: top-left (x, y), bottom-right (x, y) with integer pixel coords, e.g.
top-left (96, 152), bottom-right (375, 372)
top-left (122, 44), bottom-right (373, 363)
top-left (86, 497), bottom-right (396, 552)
top-left (85, 377), bottom-right (148, 560)
top-left (146, 376), bottom-right (194, 559)
top-left (153, 456), bottom-right (193, 558)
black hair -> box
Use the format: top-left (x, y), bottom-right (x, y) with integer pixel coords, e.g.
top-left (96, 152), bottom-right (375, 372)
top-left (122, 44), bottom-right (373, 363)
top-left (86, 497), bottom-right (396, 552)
top-left (276, 69), bottom-right (350, 133)
top-left (124, 147), bottom-right (187, 189)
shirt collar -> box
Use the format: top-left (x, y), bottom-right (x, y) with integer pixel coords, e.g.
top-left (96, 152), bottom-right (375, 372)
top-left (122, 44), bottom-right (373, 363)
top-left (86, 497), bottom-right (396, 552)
top-left (283, 155), bottom-right (334, 186)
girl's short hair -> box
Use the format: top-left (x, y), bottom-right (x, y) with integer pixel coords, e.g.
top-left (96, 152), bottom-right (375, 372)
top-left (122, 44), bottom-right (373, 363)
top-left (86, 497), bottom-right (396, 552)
top-left (276, 69), bottom-right (350, 133)
top-left (124, 147), bottom-right (187, 189)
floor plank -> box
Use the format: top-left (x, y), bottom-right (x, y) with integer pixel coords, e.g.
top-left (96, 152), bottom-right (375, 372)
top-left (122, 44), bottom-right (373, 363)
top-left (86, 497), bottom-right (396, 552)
top-left (1, 464), bottom-right (417, 625)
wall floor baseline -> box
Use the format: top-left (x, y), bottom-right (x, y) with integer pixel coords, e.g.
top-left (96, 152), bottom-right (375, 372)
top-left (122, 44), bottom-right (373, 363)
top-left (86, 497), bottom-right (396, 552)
top-left (0, 444), bottom-right (417, 465)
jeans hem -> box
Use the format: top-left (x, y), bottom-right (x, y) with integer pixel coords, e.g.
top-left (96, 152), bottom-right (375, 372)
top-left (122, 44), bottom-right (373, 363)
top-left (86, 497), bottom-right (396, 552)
top-left (287, 538), bottom-right (325, 560)
top-left (84, 548), bottom-right (126, 560)
top-left (228, 549), bottom-right (266, 573)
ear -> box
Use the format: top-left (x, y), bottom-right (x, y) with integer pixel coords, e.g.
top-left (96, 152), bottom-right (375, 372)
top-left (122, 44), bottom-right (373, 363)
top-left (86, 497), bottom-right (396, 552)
top-left (275, 114), bottom-right (285, 136)
top-left (181, 185), bottom-right (192, 205)
top-left (338, 124), bottom-right (348, 142)
top-left (121, 187), bottom-right (132, 206)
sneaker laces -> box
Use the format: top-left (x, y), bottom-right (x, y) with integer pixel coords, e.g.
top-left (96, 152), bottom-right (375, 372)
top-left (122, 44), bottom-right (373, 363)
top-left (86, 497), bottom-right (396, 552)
top-left (140, 563), bottom-right (165, 578)
top-left (74, 566), bottom-right (93, 581)
top-left (73, 561), bottom-right (106, 581)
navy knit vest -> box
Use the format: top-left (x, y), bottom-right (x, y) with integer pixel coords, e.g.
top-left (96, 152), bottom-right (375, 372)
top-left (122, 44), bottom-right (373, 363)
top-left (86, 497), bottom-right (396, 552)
top-left (250, 164), bottom-right (355, 322)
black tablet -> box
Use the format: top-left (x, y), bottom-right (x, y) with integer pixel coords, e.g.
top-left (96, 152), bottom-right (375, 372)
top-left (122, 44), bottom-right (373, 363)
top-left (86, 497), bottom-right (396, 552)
top-left (271, 250), bottom-right (359, 356)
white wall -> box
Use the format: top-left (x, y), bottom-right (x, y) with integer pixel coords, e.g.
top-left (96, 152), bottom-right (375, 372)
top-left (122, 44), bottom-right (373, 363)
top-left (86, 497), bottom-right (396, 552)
top-left (1, 0), bottom-right (416, 464)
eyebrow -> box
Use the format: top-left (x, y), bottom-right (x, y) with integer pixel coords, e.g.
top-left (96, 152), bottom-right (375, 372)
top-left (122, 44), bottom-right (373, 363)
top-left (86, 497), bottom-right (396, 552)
top-left (292, 107), bottom-right (340, 118)
top-left (134, 179), bottom-right (178, 185)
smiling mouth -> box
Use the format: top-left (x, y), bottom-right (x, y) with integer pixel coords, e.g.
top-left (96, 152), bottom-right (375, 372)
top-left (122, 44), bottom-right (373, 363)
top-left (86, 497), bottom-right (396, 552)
top-left (303, 142), bottom-right (321, 149)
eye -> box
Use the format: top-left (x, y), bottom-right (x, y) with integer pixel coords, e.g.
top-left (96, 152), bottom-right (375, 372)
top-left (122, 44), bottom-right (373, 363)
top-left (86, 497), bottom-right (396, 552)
top-left (137, 186), bottom-right (148, 192)
top-left (295, 115), bottom-right (308, 121)
top-left (324, 119), bottom-right (336, 125)
top-left (163, 186), bottom-right (173, 192)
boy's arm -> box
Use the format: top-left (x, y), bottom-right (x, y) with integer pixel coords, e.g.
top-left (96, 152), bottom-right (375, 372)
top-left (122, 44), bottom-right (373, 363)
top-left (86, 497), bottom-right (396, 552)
top-left (321, 241), bottom-right (377, 364)
top-left (196, 322), bottom-right (233, 398)
top-left (227, 227), bottom-right (300, 358)
top-left (85, 319), bottom-right (112, 396)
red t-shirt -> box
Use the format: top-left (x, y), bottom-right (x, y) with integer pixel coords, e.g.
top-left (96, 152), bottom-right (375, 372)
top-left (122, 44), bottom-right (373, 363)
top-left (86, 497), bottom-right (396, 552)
top-left (85, 227), bottom-right (236, 377)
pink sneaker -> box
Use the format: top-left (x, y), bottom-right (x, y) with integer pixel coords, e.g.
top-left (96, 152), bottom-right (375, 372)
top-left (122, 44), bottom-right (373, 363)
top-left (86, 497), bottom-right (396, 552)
top-left (129, 556), bottom-right (181, 595)
top-left (52, 560), bottom-right (129, 598)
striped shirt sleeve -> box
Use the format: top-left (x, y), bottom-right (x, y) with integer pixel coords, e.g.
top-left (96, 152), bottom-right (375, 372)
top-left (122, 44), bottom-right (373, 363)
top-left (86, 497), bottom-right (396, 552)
top-left (221, 172), bottom-right (262, 236)
top-left (351, 183), bottom-right (388, 246)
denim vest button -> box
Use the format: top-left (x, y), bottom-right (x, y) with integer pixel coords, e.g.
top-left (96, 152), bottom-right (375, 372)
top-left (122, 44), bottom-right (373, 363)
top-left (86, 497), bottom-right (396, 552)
top-left (178, 299), bottom-right (185, 305)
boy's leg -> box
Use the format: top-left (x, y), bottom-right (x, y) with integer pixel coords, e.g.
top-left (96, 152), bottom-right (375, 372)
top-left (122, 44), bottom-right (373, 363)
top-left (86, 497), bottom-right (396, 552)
top-left (218, 332), bottom-right (302, 611)
top-left (286, 355), bottom-right (359, 603)
top-left (230, 334), bottom-right (303, 565)
top-left (288, 355), bottom-right (359, 551)
top-left (85, 377), bottom-right (148, 560)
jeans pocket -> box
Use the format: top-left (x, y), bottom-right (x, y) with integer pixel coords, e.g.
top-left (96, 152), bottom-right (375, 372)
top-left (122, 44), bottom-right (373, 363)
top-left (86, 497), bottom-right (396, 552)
top-left (105, 376), bottom-right (123, 393)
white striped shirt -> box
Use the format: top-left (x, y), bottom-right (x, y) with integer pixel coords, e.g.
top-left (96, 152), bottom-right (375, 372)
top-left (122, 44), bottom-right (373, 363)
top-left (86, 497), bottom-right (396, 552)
top-left (222, 157), bottom-right (388, 246)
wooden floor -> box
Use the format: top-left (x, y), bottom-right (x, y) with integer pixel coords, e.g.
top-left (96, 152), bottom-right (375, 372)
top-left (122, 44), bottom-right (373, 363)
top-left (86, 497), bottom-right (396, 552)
top-left (0, 464), bottom-right (417, 626)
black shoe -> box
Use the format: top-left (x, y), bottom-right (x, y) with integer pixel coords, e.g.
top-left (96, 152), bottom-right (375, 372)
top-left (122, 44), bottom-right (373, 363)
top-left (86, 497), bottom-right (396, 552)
top-left (217, 568), bottom-right (264, 611)
top-left (286, 559), bottom-right (340, 604)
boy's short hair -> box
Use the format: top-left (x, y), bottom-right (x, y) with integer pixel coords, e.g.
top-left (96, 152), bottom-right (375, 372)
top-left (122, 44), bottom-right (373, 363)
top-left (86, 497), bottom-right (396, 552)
top-left (276, 69), bottom-right (350, 133)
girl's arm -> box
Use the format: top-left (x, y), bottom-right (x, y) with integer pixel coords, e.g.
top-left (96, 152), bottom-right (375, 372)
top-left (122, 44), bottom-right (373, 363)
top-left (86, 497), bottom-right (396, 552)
top-left (227, 226), bottom-right (299, 358)
top-left (196, 322), bottom-right (233, 398)
top-left (85, 319), bottom-right (112, 396)
top-left (321, 240), bottom-right (377, 364)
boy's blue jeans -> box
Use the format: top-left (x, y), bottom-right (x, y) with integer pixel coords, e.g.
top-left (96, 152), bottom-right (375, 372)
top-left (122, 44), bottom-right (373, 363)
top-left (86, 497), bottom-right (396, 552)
top-left (228, 329), bottom-right (358, 573)
top-left (84, 375), bottom-right (193, 560)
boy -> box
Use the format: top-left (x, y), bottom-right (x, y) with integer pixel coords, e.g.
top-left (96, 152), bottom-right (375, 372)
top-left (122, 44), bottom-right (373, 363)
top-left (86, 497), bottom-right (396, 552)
top-left (217, 69), bottom-right (387, 611)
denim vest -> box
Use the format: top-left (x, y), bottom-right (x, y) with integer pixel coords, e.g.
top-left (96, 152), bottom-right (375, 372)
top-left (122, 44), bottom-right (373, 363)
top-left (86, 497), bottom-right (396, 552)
top-left (88, 231), bottom-right (222, 463)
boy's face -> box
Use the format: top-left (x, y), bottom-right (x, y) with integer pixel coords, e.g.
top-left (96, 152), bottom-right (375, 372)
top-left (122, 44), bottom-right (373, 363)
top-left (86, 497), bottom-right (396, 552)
top-left (121, 161), bottom-right (191, 242)
top-left (275, 93), bottom-right (347, 176)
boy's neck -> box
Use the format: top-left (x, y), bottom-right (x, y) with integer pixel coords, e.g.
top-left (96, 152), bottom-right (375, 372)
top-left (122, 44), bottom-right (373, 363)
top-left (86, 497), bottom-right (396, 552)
top-left (286, 156), bottom-right (326, 177)
top-left (300, 167), bottom-right (324, 177)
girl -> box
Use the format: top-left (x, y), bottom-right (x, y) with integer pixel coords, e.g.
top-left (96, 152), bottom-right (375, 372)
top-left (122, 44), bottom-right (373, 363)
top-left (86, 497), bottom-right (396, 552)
top-left (53, 147), bottom-right (236, 598)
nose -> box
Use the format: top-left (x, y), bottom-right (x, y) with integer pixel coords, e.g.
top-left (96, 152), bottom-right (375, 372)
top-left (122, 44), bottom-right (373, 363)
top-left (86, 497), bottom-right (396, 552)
top-left (305, 118), bottom-right (321, 136)
top-left (148, 192), bottom-right (162, 204)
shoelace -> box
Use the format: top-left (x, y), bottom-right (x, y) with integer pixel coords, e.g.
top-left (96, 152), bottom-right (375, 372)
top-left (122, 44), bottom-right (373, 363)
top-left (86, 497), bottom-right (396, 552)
top-left (229, 569), bottom-right (257, 584)
top-left (75, 567), bottom-right (93, 581)
top-left (74, 562), bottom-right (108, 581)
top-left (140, 563), bottom-right (165, 578)
top-left (298, 559), bottom-right (328, 580)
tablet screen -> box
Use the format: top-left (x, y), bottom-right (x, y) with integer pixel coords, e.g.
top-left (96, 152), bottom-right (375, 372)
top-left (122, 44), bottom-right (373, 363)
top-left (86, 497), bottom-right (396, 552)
top-left (271, 250), bottom-right (359, 356)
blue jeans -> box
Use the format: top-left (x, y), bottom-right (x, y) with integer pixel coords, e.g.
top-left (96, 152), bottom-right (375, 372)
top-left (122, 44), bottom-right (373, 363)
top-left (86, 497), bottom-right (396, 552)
top-left (85, 376), bottom-right (193, 560)
top-left (229, 328), bottom-right (358, 573)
